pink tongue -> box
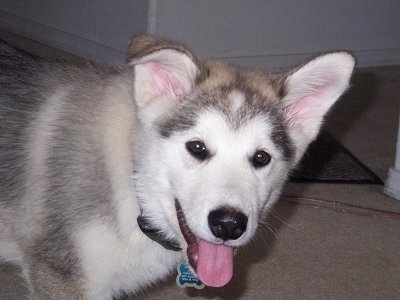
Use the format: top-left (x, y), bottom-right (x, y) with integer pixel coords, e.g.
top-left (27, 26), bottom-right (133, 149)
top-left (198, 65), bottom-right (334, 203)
top-left (196, 239), bottom-right (234, 287)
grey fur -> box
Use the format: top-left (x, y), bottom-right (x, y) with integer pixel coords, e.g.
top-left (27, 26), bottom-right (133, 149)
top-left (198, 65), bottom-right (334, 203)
top-left (157, 69), bottom-right (294, 161)
top-left (0, 42), bottom-right (132, 298)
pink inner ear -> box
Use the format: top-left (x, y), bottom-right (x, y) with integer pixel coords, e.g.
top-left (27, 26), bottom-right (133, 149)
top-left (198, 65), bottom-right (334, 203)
top-left (283, 85), bottom-right (331, 126)
top-left (149, 62), bottom-right (185, 100)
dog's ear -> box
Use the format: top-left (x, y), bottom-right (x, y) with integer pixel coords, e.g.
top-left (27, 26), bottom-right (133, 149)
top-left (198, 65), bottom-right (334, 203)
top-left (280, 52), bottom-right (355, 161)
top-left (128, 36), bottom-right (201, 107)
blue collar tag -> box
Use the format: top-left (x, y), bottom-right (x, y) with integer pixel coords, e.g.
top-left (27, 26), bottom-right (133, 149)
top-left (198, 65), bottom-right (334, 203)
top-left (176, 263), bottom-right (205, 289)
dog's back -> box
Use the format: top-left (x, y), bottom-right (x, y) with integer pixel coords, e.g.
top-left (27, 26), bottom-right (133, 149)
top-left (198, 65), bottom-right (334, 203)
top-left (0, 42), bottom-right (144, 298)
top-left (0, 42), bottom-right (42, 207)
top-left (0, 41), bottom-right (107, 219)
top-left (0, 43), bottom-right (46, 260)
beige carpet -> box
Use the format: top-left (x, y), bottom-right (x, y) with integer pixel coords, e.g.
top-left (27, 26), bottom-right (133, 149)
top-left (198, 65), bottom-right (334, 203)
top-left (1, 30), bottom-right (400, 299)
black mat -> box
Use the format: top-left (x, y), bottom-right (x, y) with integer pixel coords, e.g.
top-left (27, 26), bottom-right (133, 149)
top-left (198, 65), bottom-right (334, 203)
top-left (289, 131), bottom-right (383, 184)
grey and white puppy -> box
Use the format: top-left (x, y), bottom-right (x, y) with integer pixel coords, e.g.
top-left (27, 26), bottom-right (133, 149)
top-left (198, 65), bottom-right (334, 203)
top-left (0, 36), bottom-right (354, 299)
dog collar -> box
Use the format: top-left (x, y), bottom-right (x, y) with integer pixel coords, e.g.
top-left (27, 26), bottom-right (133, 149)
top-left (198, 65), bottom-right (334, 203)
top-left (137, 215), bottom-right (182, 251)
top-left (133, 171), bottom-right (181, 251)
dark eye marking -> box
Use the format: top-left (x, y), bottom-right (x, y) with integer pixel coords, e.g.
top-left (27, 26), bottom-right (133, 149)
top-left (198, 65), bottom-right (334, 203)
top-left (185, 140), bottom-right (208, 161)
top-left (252, 150), bottom-right (272, 169)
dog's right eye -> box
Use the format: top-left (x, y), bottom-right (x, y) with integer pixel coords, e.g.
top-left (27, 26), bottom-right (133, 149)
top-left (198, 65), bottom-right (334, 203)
top-left (252, 150), bottom-right (272, 169)
top-left (185, 141), bottom-right (208, 161)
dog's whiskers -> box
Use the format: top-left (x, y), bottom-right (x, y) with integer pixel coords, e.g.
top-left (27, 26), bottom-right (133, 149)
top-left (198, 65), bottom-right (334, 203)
top-left (269, 210), bottom-right (305, 234)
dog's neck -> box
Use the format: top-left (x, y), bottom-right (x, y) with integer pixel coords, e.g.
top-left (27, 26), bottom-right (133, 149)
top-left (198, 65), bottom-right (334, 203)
top-left (133, 171), bottom-right (181, 251)
top-left (136, 215), bottom-right (181, 251)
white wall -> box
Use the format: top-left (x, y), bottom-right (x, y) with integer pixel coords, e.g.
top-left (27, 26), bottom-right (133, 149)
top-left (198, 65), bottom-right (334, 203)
top-left (0, 1), bottom-right (399, 69)
top-left (150, 0), bottom-right (400, 70)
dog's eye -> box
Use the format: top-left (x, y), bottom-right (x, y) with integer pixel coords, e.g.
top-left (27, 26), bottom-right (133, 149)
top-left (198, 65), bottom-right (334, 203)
top-left (252, 150), bottom-right (271, 168)
top-left (186, 141), bottom-right (208, 161)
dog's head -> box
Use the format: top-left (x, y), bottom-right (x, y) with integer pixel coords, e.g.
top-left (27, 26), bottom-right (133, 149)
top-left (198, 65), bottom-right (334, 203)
top-left (129, 36), bottom-right (355, 287)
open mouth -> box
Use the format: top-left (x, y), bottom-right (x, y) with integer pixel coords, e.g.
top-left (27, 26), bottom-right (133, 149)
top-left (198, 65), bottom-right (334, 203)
top-left (175, 199), bottom-right (234, 287)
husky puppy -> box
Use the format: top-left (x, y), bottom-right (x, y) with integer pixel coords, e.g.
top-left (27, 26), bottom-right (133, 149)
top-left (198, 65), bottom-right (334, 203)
top-left (0, 36), bottom-right (354, 299)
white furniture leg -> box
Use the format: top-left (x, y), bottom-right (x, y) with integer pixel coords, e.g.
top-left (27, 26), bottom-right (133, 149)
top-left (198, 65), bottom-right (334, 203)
top-left (385, 114), bottom-right (400, 201)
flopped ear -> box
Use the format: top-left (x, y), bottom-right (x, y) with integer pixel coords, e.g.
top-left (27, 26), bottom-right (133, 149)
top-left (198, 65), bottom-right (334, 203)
top-left (281, 52), bottom-right (355, 161)
top-left (128, 36), bottom-right (200, 108)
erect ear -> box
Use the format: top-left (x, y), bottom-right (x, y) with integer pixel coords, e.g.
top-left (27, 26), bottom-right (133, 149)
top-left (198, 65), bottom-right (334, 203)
top-left (280, 52), bottom-right (355, 161)
top-left (128, 36), bottom-right (201, 108)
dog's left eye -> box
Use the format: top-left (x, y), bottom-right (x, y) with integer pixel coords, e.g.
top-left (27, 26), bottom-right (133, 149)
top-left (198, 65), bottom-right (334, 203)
top-left (252, 150), bottom-right (272, 168)
top-left (186, 140), bottom-right (208, 161)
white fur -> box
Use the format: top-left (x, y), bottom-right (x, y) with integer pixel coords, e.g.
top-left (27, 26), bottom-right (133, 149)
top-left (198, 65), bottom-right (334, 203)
top-left (20, 89), bottom-right (71, 257)
top-left (0, 240), bottom-right (23, 263)
top-left (74, 221), bottom-right (181, 299)
top-left (229, 90), bottom-right (246, 113)
top-left (136, 109), bottom-right (290, 252)
top-left (74, 83), bottom-right (183, 299)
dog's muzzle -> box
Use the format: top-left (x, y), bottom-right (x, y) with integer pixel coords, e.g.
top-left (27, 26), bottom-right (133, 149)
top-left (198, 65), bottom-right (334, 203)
top-left (175, 199), bottom-right (246, 287)
top-left (138, 199), bottom-right (247, 288)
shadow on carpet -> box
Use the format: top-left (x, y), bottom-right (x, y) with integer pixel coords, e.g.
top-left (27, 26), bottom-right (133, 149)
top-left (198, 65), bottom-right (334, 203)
top-left (289, 131), bottom-right (383, 184)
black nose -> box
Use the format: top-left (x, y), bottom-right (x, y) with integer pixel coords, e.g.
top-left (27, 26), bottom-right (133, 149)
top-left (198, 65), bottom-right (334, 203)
top-left (208, 207), bottom-right (248, 241)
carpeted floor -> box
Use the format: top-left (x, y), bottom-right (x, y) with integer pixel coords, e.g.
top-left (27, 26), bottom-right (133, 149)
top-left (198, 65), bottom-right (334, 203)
top-left (0, 30), bottom-right (400, 299)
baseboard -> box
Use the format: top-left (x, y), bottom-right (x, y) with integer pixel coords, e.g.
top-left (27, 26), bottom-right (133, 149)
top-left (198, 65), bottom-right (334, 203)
top-left (1, 10), bottom-right (399, 69)
top-left (384, 167), bottom-right (400, 201)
